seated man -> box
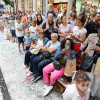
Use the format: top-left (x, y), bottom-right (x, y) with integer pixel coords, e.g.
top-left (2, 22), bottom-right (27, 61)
top-left (31, 33), bottom-right (60, 82)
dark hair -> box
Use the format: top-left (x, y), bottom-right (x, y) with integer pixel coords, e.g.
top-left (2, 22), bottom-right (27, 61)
top-left (61, 15), bottom-right (66, 20)
top-left (61, 38), bottom-right (74, 50)
top-left (97, 23), bottom-right (100, 29)
top-left (74, 70), bottom-right (90, 83)
top-left (37, 14), bottom-right (43, 25)
top-left (29, 17), bottom-right (32, 21)
top-left (72, 6), bottom-right (76, 9)
top-left (16, 16), bottom-right (21, 20)
top-left (93, 12), bottom-right (100, 17)
top-left (77, 15), bottom-right (86, 26)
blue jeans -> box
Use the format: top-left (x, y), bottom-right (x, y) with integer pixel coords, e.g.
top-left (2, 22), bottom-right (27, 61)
top-left (32, 54), bottom-right (53, 76)
top-left (38, 59), bottom-right (53, 76)
top-left (25, 46), bottom-right (30, 50)
top-left (24, 51), bottom-right (32, 65)
top-left (24, 51), bottom-right (42, 66)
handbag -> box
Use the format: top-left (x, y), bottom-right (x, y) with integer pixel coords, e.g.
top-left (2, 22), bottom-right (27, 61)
top-left (80, 54), bottom-right (96, 72)
top-left (94, 57), bottom-right (100, 76)
top-left (30, 48), bottom-right (40, 54)
top-left (40, 51), bottom-right (51, 59)
top-left (53, 60), bottom-right (61, 70)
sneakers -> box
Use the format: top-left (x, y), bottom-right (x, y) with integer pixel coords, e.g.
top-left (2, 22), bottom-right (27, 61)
top-left (26, 72), bottom-right (33, 77)
top-left (19, 50), bottom-right (23, 55)
top-left (44, 86), bottom-right (53, 96)
top-left (12, 40), bottom-right (15, 43)
top-left (32, 75), bottom-right (41, 83)
top-left (89, 96), bottom-right (95, 100)
top-left (24, 64), bottom-right (29, 68)
top-left (44, 85), bottom-right (48, 89)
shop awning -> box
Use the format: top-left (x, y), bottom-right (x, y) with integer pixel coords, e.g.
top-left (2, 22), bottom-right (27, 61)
top-left (0, 7), bottom-right (6, 9)
top-left (0, 4), bottom-right (5, 9)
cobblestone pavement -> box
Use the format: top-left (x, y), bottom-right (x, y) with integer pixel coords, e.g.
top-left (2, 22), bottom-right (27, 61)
top-left (0, 31), bottom-right (63, 100)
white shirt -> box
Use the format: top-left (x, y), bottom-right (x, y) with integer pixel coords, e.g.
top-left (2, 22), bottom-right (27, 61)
top-left (15, 22), bottom-right (24, 37)
top-left (73, 26), bottom-right (87, 43)
top-left (36, 39), bottom-right (43, 48)
top-left (69, 19), bottom-right (77, 29)
top-left (29, 26), bottom-right (36, 38)
top-left (63, 84), bottom-right (90, 100)
top-left (58, 13), bottom-right (63, 18)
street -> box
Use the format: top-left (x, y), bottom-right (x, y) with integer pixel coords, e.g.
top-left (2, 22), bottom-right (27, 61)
top-left (0, 32), bottom-right (63, 100)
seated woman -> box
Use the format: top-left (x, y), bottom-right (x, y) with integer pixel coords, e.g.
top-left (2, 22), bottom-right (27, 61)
top-left (31, 33), bottom-right (60, 82)
top-left (80, 24), bottom-right (100, 99)
top-left (24, 30), bottom-right (49, 70)
top-left (43, 38), bottom-right (76, 96)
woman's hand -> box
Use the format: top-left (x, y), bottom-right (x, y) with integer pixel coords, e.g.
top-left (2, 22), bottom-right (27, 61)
top-left (71, 34), bottom-right (76, 39)
top-left (41, 46), bottom-right (47, 51)
top-left (93, 46), bottom-right (100, 52)
top-left (82, 50), bottom-right (87, 59)
top-left (60, 48), bottom-right (66, 54)
top-left (29, 46), bottom-right (33, 50)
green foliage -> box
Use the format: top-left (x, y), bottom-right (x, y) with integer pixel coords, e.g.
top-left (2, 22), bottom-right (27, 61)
top-left (3, 0), bottom-right (14, 7)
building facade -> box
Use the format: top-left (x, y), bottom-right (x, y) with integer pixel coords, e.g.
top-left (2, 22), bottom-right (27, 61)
top-left (76, 0), bottom-right (100, 15)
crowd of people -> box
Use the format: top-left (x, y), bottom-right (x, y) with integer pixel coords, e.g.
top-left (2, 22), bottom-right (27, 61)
top-left (0, 2), bottom-right (100, 100)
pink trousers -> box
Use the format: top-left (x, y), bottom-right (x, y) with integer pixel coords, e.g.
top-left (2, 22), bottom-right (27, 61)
top-left (43, 63), bottom-right (65, 86)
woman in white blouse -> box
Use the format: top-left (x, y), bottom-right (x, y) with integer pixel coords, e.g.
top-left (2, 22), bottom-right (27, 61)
top-left (70, 15), bottom-right (87, 53)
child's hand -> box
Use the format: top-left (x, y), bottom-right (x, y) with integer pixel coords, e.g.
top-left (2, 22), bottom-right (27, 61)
top-left (27, 44), bottom-right (30, 47)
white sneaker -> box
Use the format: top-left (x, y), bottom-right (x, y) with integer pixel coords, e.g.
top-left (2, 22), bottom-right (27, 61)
top-left (24, 65), bottom-right (28, 68)
top-left (26, 72), bottom-right (33, 77)
top-left (44, 85), bottom-right (48, 89)
top-left (44, 86), bottom-right (53, 96)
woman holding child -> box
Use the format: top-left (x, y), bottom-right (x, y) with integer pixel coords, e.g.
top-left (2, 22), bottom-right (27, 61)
top-left (24, 30), bottom-right (49, 70)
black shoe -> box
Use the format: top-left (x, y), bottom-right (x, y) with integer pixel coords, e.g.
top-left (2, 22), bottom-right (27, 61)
top-left (89, 96), bottom-right (95, 100)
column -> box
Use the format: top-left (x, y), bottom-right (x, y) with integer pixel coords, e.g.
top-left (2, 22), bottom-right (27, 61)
top-left (29, 0), bottom-right (33, 12)
top-left (33, 0), bottom-right (37, 12)
top-left (46, 0), bottom-right (48, 14)
top-left (67, 0), bottom-right (73, 18)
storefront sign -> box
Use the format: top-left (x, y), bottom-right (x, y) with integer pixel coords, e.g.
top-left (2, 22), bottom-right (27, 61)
top-left (87, 1), bottom-right (93, 5)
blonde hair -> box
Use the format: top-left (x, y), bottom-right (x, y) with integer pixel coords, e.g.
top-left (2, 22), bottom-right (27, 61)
top-left (47, 4), bottom-right (54, 12)
top-left (39, 29), bottom-right (44, 34)
top-left (25, 29), bottom-right (30, 34)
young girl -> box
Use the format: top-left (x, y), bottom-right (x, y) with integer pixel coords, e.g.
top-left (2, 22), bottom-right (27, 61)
top-left (35, 14), bottom-right (43, 42)
top-left (63, 70), bottom-right (90, 100)
top-left (10, 21), bottom-right (16, 42)
top-left (58, 15), bottom-right (72, 42)
top-left (29, 20), bottom-right (37, 43)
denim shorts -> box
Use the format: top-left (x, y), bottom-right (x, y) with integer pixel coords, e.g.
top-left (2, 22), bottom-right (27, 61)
top-left (17, 36), bottom-right (24, 43)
